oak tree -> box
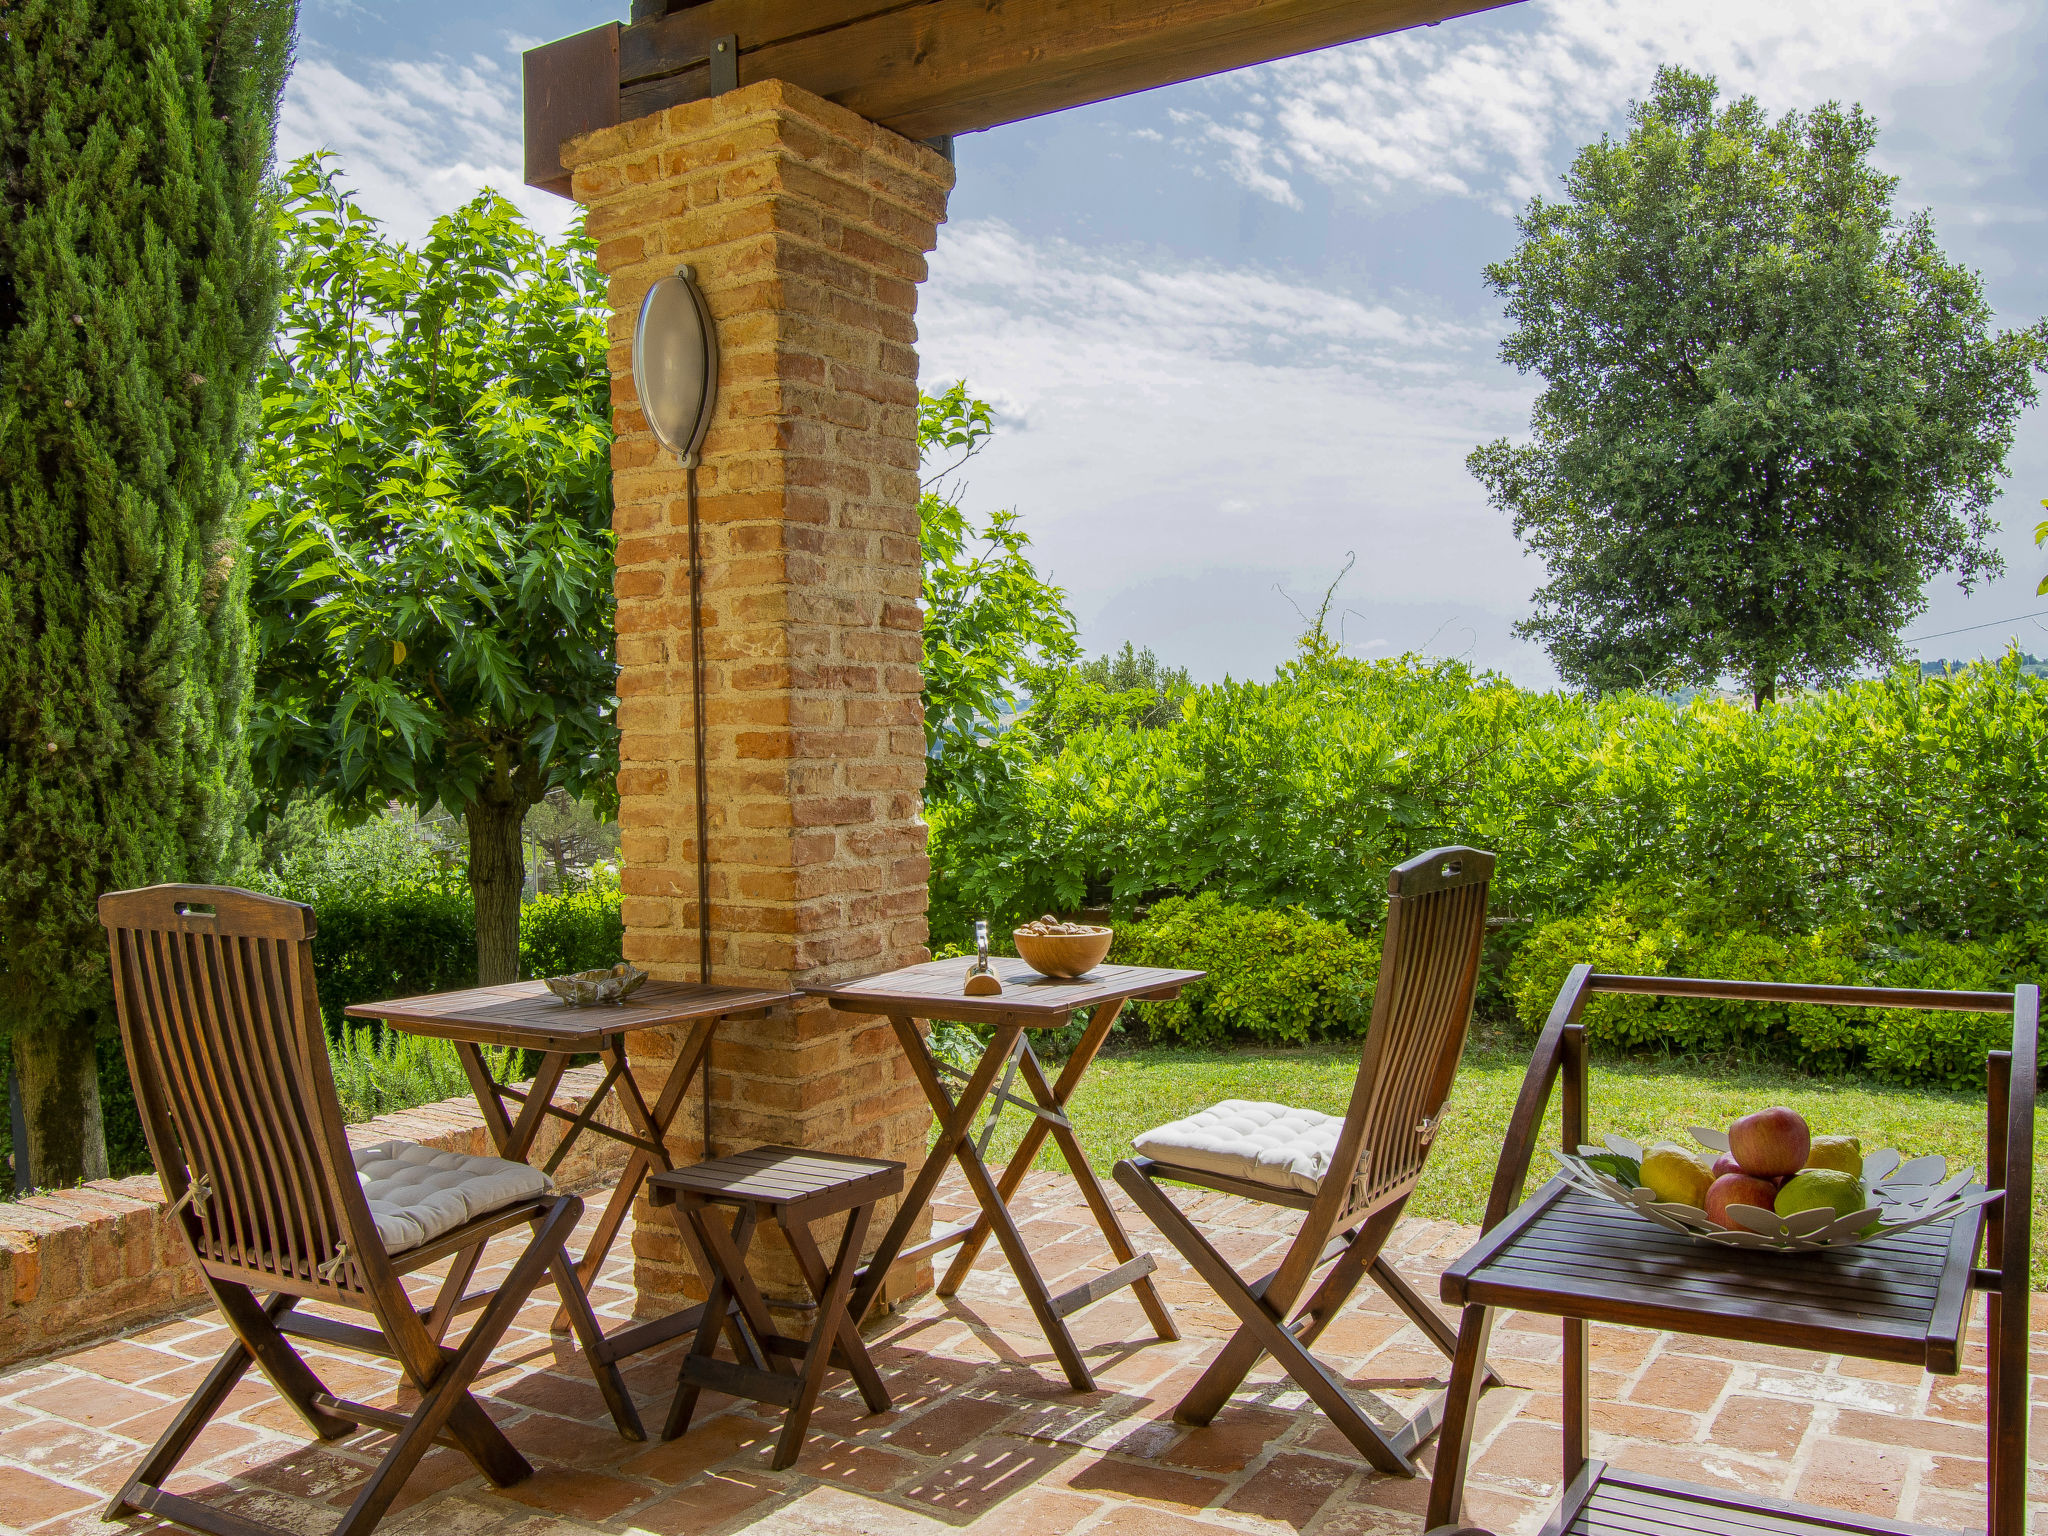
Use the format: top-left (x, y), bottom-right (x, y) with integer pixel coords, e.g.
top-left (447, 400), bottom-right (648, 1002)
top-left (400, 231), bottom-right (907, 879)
top-left (1474, 67), bottom-right (2048, 706)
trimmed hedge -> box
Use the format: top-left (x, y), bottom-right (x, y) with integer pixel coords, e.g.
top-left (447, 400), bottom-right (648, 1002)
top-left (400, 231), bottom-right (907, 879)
top-left (1505, 885), bottom-right (2043, 1089)
top-left (1120, 894), bottom-right (1379, 1046)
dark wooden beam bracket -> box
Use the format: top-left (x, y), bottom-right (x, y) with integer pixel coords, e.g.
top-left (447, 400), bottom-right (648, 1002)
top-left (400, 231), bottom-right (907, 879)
top-left (523, 0), bottom-right (1525, 196)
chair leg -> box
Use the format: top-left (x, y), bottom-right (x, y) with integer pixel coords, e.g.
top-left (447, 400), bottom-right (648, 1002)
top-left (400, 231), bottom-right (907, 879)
top-left (784, 1208), bottom-right (891, 1415)
top-left (547, 1243), bottom-right (646, 1441)
top-left (334, 1195), bottom-right (580, 1536)
top-left (771, 1202), bottom-right (872, 1470)
top-left (1116, 1161), bottom-right (1416, 1476)
top-left (108, 1288), bottom-right (351, 1522)
top-left (665, 1206), bottom-right (744, 1443)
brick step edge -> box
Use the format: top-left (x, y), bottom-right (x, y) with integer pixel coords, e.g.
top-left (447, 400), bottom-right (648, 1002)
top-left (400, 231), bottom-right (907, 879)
top-left (0, 1063), bottom-right (633, 1371)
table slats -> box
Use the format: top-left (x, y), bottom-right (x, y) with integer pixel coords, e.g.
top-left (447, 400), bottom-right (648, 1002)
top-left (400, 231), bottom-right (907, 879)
top-left (344, 978), bottom-right (799, 1050)
top-left (1444, 1180), bottom-right (1982, 1370)
top-left (811, 954), bottom-right (1201, 1022)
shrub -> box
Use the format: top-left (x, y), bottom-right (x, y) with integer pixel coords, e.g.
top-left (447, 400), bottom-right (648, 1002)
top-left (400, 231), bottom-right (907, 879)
top-left (1122, 893), bottom-right (1379, 1046)
top-left (329, 1026), bottom-right (517, 1124)
top-left (521, 869), bottom-right (626, 981)
top-left (1506, 886), bottom-right (2042, 1088)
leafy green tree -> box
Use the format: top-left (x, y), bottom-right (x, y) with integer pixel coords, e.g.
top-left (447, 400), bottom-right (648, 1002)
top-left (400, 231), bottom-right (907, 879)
top-left (1026, 642), bottom-right (1194, 754)
top-left (1473, 67), bottom-right (2048, 707)
top-left (918, 383), bottom-right (1077, 797)
top-left (0, 0), bottom-right (295, 1187)
top-left (248, 159), bottom-right (614, 985)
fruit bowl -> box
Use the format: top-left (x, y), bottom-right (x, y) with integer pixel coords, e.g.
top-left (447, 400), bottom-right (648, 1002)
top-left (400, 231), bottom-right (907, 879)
top-left (1555, 1127), bottom-right (1998, 1253)
top-left (1012, 922), bottom-right (1113, 979)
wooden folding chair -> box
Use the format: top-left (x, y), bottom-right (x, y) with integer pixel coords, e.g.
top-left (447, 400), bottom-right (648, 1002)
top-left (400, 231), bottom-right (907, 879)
top-left (1114, 847), bottom-right (1502, 1475)
top-left (97, 884), bottom-right (623, 1536)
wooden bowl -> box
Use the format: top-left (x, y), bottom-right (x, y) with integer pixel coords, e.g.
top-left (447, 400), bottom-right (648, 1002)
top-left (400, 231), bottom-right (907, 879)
top-left (1013, 926), bottom-right (1112, 978)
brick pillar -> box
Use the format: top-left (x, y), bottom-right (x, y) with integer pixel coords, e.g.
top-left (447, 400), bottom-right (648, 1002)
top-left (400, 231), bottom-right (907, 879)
top-left (563, 81), bottom-right (950, 1314)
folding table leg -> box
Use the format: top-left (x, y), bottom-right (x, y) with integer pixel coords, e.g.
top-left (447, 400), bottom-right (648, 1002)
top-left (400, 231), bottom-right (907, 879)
top-left (892, 1022), bottom-right (1101, 1390)
top-left (939, 999), bottom-right (1125, 1293)
top-left (1425, 1303), bottom-right (1498, 1529)
top-left (1007, 1040), bottom-right (1178, 1342)
top-left (785, 1214), bottom-right (890, 1413)
top-left (847, 1018), bottom-right (1027, 1324)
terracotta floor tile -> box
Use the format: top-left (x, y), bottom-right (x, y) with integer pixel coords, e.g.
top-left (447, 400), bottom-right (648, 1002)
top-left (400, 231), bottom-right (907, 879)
top-left (881, 1394), bottom-right (1017, 1456)
top-left (1706, 1395), bottom-right (1814, 1457)
top-left (1223, 1451), bottom-right (1353, 1529)
top-left (899, 1436), bottom-right (1072, 1520)
top-left (15, 1378), bottom-right (169, 1430)
top-left (630, 1468), bottom-right (787, 1535)
top-left (1157, 1407), bottom-right (1293, 1472)
top-left (1059, 1456), bottom-right (1225, 1511)
top-left (956, 1487), bottom-right (1104, 1536)
top-left (0, 1417), bottom-right (136, 1478)
top-left (1795, 1437), bottom-right (1910, 1518)
top-left (490, 1464), bottom-right (648, 1520)
top-left (0, 1464), bottom-right (100, 1525)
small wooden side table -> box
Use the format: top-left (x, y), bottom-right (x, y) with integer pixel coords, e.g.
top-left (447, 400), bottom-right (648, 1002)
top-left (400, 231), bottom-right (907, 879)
top-left (1424, 970), bottom-right (2035, 1536)
top-left (346, 977), bottom-right (799, 1438)
top-left (808, 954), bottom-right (1202, 1392)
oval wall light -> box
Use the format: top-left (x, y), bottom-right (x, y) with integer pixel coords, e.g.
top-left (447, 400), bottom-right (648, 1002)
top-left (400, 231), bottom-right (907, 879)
top-left (632, 264), bottom-right (719, 466)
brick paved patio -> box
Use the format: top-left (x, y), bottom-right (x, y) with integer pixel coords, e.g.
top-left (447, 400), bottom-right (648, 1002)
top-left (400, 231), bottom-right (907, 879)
top-left (2, 1170), bottom-right (2040, 1536)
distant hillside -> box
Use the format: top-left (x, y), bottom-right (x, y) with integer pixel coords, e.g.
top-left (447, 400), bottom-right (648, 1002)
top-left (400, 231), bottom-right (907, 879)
top-left (1920, 652), bottom-right (2048, 679)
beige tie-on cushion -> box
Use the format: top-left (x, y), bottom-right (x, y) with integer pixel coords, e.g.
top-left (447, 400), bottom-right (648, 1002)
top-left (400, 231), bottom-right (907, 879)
top-left (352, 1140), bottom-right (553, 1255)
top-left (1132, 1099), bottom-right (1349, 1196)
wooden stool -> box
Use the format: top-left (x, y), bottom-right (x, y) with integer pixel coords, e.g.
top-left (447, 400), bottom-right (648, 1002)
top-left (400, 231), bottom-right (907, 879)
top-left (646, 1146), bottom-right (903, 1469)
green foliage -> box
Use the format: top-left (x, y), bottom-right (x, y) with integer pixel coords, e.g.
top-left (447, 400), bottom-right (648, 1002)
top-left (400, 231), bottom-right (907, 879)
top-left (247, 156), bottom-right (615, 982)
top-left (930, 645), bottom-right (2048, 1084)
top-left (919, 383), bottom-right (1078, 798)
top-left (0, 0), bottom-right (296, 1185)
top-left (1504, 886), bottom-right (2042, 1089)
top-left (519, 870), bottom-right (626, 983)
top-left (1474, 67), bottom-right (2048, 706)
top-left (1121, 894), bottom-right (1379, 1046)
top-left (1026, 643), bottom-right (1193, 755)
top-left (327, 1026), bottom-right (516, 1125)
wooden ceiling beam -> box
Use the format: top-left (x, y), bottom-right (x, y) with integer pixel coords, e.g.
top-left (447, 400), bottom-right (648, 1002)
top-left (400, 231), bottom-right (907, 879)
top-left (525, 0), bottom-right (1524, 195)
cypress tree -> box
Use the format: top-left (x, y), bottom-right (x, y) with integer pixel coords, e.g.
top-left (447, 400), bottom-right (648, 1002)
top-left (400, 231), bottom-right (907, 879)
top-left (0, 0), bottom-right (296, 1185)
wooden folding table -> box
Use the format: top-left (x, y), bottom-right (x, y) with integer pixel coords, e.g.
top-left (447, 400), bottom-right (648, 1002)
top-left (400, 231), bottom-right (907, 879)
top-left (345, 978), bottom-right (798, 1438)
top-left (808, 954), bottom-right (1201, 1392)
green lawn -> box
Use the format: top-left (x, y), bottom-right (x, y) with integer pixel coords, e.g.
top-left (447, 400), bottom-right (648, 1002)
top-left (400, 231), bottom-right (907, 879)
top-left (964, 1035), bottom-right (2046, 1287)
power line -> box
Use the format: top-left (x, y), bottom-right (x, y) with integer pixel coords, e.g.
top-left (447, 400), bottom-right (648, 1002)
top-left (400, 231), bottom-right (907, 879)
top-left (1904, 608), bottom-right (2048, 645)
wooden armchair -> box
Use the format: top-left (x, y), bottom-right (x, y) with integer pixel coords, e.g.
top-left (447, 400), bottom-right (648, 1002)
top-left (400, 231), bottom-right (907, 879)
top-left (1114, 847), bottom-right (1500, 1474)
top-left (97, 885), bottom-right (621, 1536)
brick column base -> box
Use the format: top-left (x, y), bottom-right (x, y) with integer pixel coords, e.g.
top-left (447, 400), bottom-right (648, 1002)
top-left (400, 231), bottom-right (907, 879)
top-left (564, 81), bottom-right (950, 1316)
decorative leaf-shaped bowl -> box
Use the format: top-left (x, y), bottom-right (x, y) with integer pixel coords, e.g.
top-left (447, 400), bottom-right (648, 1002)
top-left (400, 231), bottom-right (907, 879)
top-left (1555, 1126), bottom-right (1998, 1254)
top-left (545, 962), bottom-right (648, 1007)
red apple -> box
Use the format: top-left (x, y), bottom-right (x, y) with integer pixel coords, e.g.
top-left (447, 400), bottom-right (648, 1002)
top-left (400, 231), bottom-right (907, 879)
top-left (1710, 1153), bottom-right (1741, 1178)
top-left (1727, 1106), bottom-right (1810, 1178)
top-left (1705, 1173), bottom-right (1781, 1231)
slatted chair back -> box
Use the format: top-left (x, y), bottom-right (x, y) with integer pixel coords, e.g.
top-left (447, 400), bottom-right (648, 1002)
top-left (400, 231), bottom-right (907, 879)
top-left (1326, 847), bottom-right (1494, 1218)
top-left (98, 884), bottom-right (374, 1300)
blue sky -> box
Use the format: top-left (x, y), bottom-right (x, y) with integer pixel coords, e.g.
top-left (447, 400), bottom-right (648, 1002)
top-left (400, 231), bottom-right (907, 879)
top-left (289, 0), bottom-right (2048, 686)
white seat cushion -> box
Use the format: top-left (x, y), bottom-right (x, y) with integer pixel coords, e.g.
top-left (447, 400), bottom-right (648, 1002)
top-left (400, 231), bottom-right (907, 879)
top-left (1132, 1100), bottom-right (1351, 1197)
top-left (352, 1140), bottom-right (552, 1256)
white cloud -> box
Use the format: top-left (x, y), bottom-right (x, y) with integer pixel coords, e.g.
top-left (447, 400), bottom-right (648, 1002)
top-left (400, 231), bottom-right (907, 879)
top-left (919, 222), bottom-right (1554, 682)
top-left (1175, 0), bottom-right (2030, 215)
top-left (277, 50), bottom-right (578, 242)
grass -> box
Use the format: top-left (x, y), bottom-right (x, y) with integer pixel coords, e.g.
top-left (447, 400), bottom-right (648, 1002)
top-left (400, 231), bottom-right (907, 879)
top-left (963, 1031), bottom-right (2046, 1288)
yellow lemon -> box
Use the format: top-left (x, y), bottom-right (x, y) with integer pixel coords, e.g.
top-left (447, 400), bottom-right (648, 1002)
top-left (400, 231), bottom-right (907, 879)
top-left (1803, 1135), bottom-right (1862, 1176)
top-left (1639, 1142), bottom-right (1715, 1208)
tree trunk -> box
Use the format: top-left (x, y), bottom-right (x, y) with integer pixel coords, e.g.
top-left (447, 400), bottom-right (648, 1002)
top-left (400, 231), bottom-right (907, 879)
top-left (468, 789), bottom-right (530, 985)
top-left (11, 1019), bottom-right (108, 1190)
